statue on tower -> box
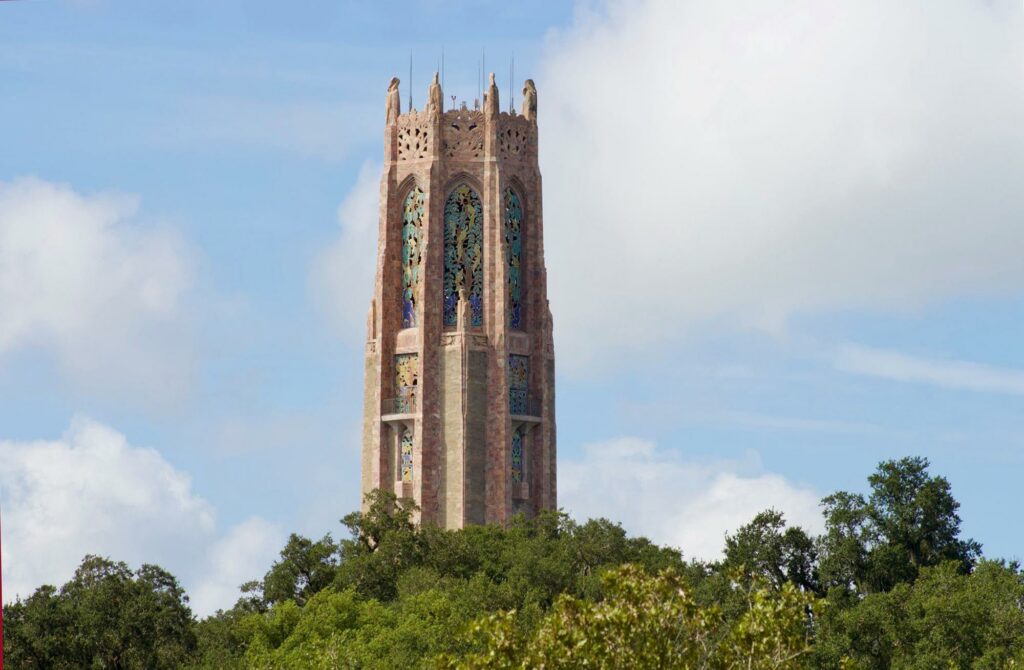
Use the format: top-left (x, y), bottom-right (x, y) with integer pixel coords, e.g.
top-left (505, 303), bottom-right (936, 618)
top-left (522, 79), bottom-right (537, 122)
top-left (484, 72), bottom-right (499, 121)
top-left (385, 77), bottom-right (401, 125)
top-left (427, 72), bottom-right (443, 118)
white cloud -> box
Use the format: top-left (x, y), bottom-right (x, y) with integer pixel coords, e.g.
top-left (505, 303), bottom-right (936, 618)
top-left (836, 344), bottom-right (1024, 395)
top-left (0, 177), bottom-right (195, 405)
top-left (191, 517), bottom-right (284, 617)
top-left (540, 0), bottom-right (1024, 368)
top-left (309, 160), bottom-right (381, 342)
top-left (559, 437), bottom-right (822, 560)
top-left (0, 416), bottom-right (282, 616)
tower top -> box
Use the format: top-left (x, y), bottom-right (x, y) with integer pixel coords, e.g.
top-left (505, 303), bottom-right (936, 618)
top-left (384, 73), bottom-right (539, 125)
top-left (383, 73), bottom-right (539, 166)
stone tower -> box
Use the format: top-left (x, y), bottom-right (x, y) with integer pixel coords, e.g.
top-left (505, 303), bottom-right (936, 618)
top-left (361, 73), bottom-right (555, 528)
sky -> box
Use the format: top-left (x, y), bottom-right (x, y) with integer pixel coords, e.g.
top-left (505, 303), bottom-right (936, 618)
top-left (2, 0), bottom-right (1024, 616)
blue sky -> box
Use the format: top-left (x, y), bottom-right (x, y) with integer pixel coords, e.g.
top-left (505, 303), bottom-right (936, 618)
top-left (2, 0), bottom-right (1024, 614)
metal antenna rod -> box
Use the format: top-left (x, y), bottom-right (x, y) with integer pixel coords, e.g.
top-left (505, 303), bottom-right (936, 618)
top-left (509, 53), bottom-right (514, 113)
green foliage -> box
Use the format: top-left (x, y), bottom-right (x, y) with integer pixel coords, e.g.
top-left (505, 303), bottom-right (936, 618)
top-left (814, 560), bottom-right (1024, 669)
top-left (819, 456), bottom-right (981, 596)
top-left (4, 457), bottom-right (1020, 669)
top-left (445, 565), bottom-right (816, 669)
top-left (3, 555), bottom-right (195, 669)
top-left (262, 533), bottom-right (339, 606)
top-left (333, 490), bottom-right (426, 601)
top-left (722, 509), bottom-right (820, 594)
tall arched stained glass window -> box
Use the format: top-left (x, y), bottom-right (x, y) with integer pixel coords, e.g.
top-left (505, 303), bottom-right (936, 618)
top-left (443, 184), bottom-right (484, 328)
top-left (401, 187), bottom-right (425, 328)
top-left (504, 188), bottom-right (524, 329)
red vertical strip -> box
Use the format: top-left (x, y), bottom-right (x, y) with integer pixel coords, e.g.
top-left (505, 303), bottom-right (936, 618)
top-left (1, 506), bottom-right (5, 670)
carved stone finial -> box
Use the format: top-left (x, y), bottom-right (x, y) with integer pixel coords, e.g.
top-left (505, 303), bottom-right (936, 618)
top-left (522, 79), bottom-right (537, 122)
top-left (484, 71), bottom-right (499, 121)
top-left (427, 71), bottom-right (443, 118)
top-left (385, 77), bottom-right (401, 125)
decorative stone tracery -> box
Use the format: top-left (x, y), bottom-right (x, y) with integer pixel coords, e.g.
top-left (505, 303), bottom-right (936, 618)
top-left (508, 354), bottom-right (529, 415)
top-left (397, 113), bottom-right (431, 161)
top-left (442, 110), bottom-right (485, 160)
top-left (504, 188), bottom-right (524, 329)
top-left (400, 429), bottom-right (413, 482)
top-left (498, 120), bottom-right (531, 161)
top-left (394, 353), bottom-right (419, 413)
top-left (443, 184), bottom-right (484, 327)
top-left (400, 187), bottom-right (425, 328)
top-left (511, 429), bottom-right (524, 483)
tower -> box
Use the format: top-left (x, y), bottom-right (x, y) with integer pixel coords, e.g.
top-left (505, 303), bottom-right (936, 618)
top-left (361, 73), bottom-right (555, 528)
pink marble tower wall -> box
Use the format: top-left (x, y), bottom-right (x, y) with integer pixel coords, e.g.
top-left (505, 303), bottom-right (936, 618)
top-left (361, 76), bottom-right (556, 528)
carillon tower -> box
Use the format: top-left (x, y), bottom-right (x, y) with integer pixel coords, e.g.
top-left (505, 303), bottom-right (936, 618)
top-left (361, 72), bottom-right (556, 528)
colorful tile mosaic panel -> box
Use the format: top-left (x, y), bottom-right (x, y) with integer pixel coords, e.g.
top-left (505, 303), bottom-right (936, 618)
top-left (443, 184), bottom-right (484, 327)
top-left (509, 354), bottom-right (529, 414)
top-left (504, 188), bottom-right (524, 329)
top-left (511, 428), bottom-right (523, 483)
top-left (401, 187), bottom-right (425, 328)
top-left (394, 353), bottom-right (419, 413)
top-left (401, 429), bottom-right (413, 483)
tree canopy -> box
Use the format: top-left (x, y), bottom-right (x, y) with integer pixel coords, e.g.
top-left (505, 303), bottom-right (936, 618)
top-left (4, 456), bottom-right (1021, 669)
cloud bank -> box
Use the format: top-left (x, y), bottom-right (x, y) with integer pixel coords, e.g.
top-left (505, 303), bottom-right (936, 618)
top-left (309, 161), bottom-right (381, 342)
top-left (540, 0), bottom-right (1024, 367)
top-left (0, 177), bottom-right (195, 405)
top-left (559, 437), bottom-right (823, 560)
top-left (0, 417), bottom-right (283, 616)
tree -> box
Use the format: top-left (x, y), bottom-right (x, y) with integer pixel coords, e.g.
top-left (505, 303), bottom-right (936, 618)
top-left (819, 457), bottom-right (980, 595)
top-left (446, 564), bottom-right (817, 670)
top-left (722, 509), bottom-right (820, 595)
top-left (3, 555), bottom-right (195, 669)
top-left (814, 560), bottom-right (1024, 669)
top-left (333, 489), bottom-right (425, 601)
top-left (261, 533), bottom-right (339, 607)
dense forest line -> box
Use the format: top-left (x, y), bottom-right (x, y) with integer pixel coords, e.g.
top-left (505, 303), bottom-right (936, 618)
top-left (4, 456), bottom-right (1023, 668)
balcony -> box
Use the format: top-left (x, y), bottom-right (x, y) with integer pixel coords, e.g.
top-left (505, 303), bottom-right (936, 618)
top-left (509, 390), bottom-right (542, 419)
top-left (382, 394), bottom-right (417, 416)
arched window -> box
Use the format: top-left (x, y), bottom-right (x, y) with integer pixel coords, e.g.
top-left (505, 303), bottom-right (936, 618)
top-left (504, 188), bottom-right (524, 329)
top-left (511, 428), bottom-right (524, 483)
top-left (400, 429), bottom-right (413, 483)
top-left (508, 354), bottom-right (529, 414)
top-left (443, 184), bottom-right (484, 327)
top-left (394, 353), bottom-right (418, 413)
top-left (401, 187), bottom-right (425, 328)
